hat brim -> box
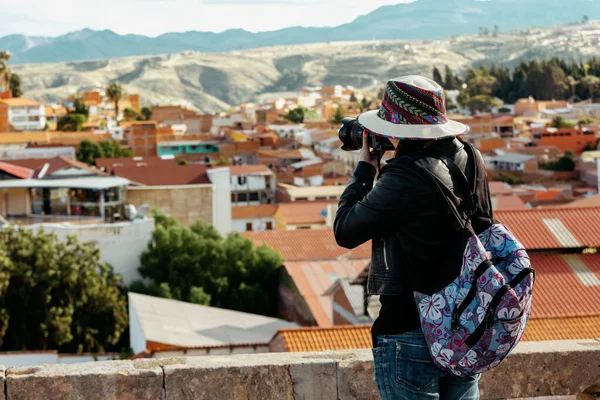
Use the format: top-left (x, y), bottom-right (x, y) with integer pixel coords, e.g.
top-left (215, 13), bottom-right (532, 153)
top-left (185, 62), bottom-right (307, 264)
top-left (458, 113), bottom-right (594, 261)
top-left (358, 110), bottom-right (468, 140)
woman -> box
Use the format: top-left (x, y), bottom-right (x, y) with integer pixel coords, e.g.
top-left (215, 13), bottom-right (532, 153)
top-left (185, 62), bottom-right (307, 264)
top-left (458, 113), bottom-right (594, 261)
top-left (334, 75), bottom-right (493, 399)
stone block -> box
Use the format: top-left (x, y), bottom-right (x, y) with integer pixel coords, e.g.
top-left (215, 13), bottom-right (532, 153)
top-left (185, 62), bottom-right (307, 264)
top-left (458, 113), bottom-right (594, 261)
top-left (335, 350), bottom-right (379, 400)
top-left (289, 359), bottom-right (337, 400)
top-left (0, 365), bottom-right (5, 398)
top-left (480, 340), bottom-right (600, 399)
top-left (6, 360), bottom-right (163, 400)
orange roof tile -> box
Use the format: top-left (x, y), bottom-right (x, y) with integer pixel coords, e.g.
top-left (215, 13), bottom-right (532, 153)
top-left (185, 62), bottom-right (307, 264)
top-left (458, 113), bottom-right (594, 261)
top-left (273, 325), bottom-right (372, 352)
top-left (277, 201), bottom-right (336, 226)
top-left (0, 161), bottom-right (34, 179)
top-left (494, 207), bottom-right (600, 249)
top-left (284, 260), bottom-right (369, 326)
top-left (489, 181), bottom-right (514, 196)
top-left (0, 98), bottom-right (42, 107)
top-left (564, 194), bottom-right (600, 208)
top-left (522, 316), bottom-right (600, 341)
top-left (226, 165), bottom-right (273, 176)
top-left (232, 205), bottom-right (278, 220)
top-left (533, 188), bottom-right (563, 201)
top-left (243, 229), bottom-right (371, 261)
top-left (528, 253), bottom-right (600, 319)
top-left (493, 195), bottom-right (526, 210)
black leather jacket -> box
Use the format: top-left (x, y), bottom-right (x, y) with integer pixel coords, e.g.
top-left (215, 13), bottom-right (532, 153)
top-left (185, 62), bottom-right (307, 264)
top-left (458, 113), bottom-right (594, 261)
top-left (334, 138), bottom-right (493, 297)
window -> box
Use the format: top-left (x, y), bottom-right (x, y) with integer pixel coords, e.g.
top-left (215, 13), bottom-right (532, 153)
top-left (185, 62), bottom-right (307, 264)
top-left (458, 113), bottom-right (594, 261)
top-left (237, 193), bottom-right (248, 202)
top-left (170, 146), bottom-right (180, 151)
top-left (189, 145), bottom-right (199, 150)
top-left (231, 193), bottom-right (236, 203)
top-left (266, 221), bottom-right (273, 230)
top-left (246, 222), bottom-right (253, 231)
top-left (238, 176), bottom-right (247, 185)
top-left (249, 192), bottom-right (259, 201)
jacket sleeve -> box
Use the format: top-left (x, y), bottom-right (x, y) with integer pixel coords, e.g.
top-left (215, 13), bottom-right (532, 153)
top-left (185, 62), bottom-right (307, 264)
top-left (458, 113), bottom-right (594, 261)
top-left (334, 161), bottom-right (414, 249)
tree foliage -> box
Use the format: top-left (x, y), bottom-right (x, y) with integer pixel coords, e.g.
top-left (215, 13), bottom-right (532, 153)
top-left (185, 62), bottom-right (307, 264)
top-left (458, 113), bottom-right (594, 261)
top-left (432, 66), bottom-right (443, 86)
top-left (457, 65), bottom-right (500, 113)
top-left (77, 139), bottom-right (133, 165)
top-left (0, 50), bottom-right (11, 92)
top-left (141, 106), bottom-right (152, 121)
top-left (551, 116), bottom-right (577, 129)
top-left (283, 106), bottom-right (308, 124)
top-left (72, 97), bottom-right (89, 118)
top-left (57, 113), bottom-right (87, 132)
top-left (9, 73), bottom-right (22, 98)
top-left (106, 82), bottom-right (124, 123)
top-left (0, 227), bottom-right (128, 352)
top-left (131, 209), bottom-right (284, 316)
top-left (122, 107), bottom-right (140, 121)
top-left (331, 105), bottom-right (344, 124)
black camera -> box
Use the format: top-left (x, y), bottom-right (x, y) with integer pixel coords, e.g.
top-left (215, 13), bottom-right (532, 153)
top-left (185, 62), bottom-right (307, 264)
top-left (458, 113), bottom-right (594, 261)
top-left (338, 118), bottom-right (395, 152)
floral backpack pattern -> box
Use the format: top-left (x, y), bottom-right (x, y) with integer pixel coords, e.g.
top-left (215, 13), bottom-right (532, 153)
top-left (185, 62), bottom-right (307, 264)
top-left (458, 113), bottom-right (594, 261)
top-left (411, 143), bottom-right (535, 377)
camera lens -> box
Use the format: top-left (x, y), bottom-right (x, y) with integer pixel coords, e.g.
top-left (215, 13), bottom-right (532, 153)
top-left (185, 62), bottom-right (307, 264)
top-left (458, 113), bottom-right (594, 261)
top-left (339, 118), bottom-right (366, 151)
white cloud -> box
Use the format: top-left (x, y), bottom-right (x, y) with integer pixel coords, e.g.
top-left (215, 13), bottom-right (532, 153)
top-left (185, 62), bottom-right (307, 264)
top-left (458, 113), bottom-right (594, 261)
top-left (0, 0), bottom-right (412, 37)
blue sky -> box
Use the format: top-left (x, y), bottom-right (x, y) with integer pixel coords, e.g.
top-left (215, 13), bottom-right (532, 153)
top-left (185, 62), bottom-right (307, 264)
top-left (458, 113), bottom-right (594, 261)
top-left (1, 0), bottom-right (412, 37)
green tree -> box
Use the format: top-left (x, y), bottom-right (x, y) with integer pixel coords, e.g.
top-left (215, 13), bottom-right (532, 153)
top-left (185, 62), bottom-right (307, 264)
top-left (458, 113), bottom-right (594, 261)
top-left (216, 156), bottom-right (232, 166)
top-left (541, 155), bottom-right (576, 172)
top-left (581, 75), bottom-right (600, 102)
top-left (331, 105), bottom-right (344, 124)
top-left (432, 66), bottom-right (443, 85)
top-left (106, 82), bottom-right (124, 124)
top-left (349, 93), bottom-right (357, 102)
top-left (57, 113), bottom-right (86, 132)
top-left (551, 116), bottom-right (576, 129)
top-left (122, 107), bottom-right (140, 121)
top-left (283, 106), bottom-right (307, 124)
top-left (140, 106), bottom-right (152, 121)
top-left (72, 97), bottom-right (89, 118)
top-left (0, 51), bottom-right (10, 92)
top-left (444, 65), bottom-right (459, 90)
top-left (9, 73), bottom-right (22, 98)
top-left (77, 140), bottom-right (132, 165)
top-left (0, 228), bottom-right (128, 352)
top-left (567, 75), bottom-right (579, 99)
top-left (177, 158), bottom-right (189, 166)
top-left (458, 65), bottom-right (500, 113)
top-left (131, 210), bottom-right (283, 316)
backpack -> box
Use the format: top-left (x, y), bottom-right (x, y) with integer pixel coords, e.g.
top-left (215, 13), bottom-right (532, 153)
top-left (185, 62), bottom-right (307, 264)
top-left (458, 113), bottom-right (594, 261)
top-left (405, 142), bottom-right (536, 377)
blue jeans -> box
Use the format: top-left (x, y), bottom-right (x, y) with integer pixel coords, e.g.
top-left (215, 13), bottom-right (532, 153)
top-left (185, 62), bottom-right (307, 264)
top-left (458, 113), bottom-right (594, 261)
top-left (372, 330), bottom-right (480, 400)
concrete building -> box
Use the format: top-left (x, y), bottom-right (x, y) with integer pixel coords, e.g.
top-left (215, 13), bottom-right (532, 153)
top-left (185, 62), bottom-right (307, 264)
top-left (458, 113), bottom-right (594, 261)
top-left (231, 204), bottom-right (277, 233)
top-left (277, 183), bottom-right (345, 202)
top-left (221, 165), bottom-right (276, 207)
top-left (484, 153), bottom-right (538, 173)
top-left (0, 98), bottom-right (47, 131)
top-left (27, 219), bottom-right (154, 285)
top-left (532, 127), bottom-right (597, 154)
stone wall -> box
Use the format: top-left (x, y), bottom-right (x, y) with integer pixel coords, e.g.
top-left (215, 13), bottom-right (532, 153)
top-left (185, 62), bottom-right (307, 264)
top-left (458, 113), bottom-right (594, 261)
top-left (1, 340), bottom-right (599, 399)
top-left (126, 185), bottom-right (213, 226)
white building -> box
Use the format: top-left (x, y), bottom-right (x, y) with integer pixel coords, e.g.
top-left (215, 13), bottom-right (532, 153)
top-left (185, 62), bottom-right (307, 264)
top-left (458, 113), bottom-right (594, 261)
top-left (231, 204), bottom-right (277, 233)
top-left (0, 98), bottom-right (47, 131)
top-left (0, 146), bottom-right (75, 160)
top-left (268, 124), bottom-right (307, 140)
top-left (27, 219), bottom-right (155, 285)
top-left (215, 165), bottom-right (276, 207)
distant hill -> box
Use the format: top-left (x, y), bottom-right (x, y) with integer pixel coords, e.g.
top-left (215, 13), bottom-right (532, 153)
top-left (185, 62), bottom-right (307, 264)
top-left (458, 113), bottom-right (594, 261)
top-left (2, 0), bottom-right (600, 64)
top-left (11, 21), bottom-right (600, 113)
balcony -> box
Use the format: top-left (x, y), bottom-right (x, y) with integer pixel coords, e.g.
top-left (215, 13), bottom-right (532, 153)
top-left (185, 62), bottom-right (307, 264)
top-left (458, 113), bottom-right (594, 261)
top-left (3, 339), bottom-right (599, 399)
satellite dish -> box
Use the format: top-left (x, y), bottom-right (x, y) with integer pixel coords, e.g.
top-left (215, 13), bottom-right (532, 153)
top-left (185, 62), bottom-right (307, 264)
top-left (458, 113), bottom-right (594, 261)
top-left (320, 209), bottom-right (327, 218)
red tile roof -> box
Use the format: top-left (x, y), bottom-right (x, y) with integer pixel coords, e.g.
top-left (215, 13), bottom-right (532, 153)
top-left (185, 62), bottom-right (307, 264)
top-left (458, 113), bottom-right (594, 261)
top-left (0, 161), bottom-right (34, 179)
top-left (243, 229), bottom-right (371, 261)
top-left (489, 181), bottom-right (514, 196)
top-left (284, 260), bottom-right (369, 326)
top-left (564, 194), bottom-right (600, 208)
top-left (272, 325), bottom-right (372, 352)
top-left (95, 157), bottom-right (177, 173)
top-left (495, 207), bottom-right (600, 249)
top-left (528, 253), bottom-right (600, 319)
top-left (223, 165), bottom-right (273, 176)
top-left (493, 195), bottom-right (526, 210)
top-left (5, 157), bottom-right (106, 177)
top-left (522, 315), bottom-right (600, 341)
top-left (277, 201), bottom-right (336, 226)
top-left (112, 165), bottom-right (210, 186)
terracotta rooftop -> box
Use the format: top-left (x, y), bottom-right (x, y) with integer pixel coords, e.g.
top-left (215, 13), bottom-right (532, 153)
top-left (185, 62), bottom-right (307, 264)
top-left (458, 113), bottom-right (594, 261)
top-left (564, 194), bottom-right (600, 208)
top-left (494, 207), bottom-right (600, 249)
top-left (492, 115), bottom-right (515, 125)
top-left (95, 157), bottom-right (177, 173)
top-left (522, 315), bottom-right (600, 341)
top-left (284, 260), bottom-right (369, 326)
top-left (0, 98), bottom-right (41, 107)
top-left (276, 201), bottom-right (336, 226)
top-left (0, 161), bottom-right (34, 179)
top-left (489, 181), bottom-right (514, 196)
top-left (223, 165), bottom-right (273, 176)
top-left (243, 229), bottom-right (371, 261)
top-left (493, 195), bottom-right (526, 210)
top-left (271, 325), bottom-right (372, 352)
top-left (112, 164), bottom-right (210, 186)
top-left (5, 156), bottom-right (106, 178)
top-left (231, 205), bottom-right (278, 220)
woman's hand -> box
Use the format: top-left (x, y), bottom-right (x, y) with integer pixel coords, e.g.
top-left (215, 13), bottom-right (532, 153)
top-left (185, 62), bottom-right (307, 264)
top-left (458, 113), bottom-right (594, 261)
top-left (359, 131), bottom-right (379, 169)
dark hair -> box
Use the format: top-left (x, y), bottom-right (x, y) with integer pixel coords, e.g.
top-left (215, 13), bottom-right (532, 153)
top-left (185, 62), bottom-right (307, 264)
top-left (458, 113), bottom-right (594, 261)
top-left (395, 140), bottom-right (431, 157)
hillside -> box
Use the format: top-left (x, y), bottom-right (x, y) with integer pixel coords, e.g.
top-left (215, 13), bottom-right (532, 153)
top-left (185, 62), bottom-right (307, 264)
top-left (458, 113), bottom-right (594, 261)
top-left (11, 22), bottom-right (600, 113)
top-left (2, 0), bottom-right (600, 64)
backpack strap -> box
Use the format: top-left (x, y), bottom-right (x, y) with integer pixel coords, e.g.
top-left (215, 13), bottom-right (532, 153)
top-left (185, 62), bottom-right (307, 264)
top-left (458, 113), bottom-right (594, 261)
top-left (435, 142), bottom-right (479, 216)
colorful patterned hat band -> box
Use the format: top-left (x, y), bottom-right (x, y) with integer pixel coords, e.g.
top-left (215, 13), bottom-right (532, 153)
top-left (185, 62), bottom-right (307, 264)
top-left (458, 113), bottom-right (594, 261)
top-left (377, 81), bottom-right (448, 126)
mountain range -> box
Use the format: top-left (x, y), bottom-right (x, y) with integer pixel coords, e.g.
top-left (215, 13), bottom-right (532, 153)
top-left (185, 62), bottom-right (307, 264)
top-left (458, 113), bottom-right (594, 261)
top-left (2, 0), bottom-right (600, 64)
top-left (11, 20), bottom-right (600, 113)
